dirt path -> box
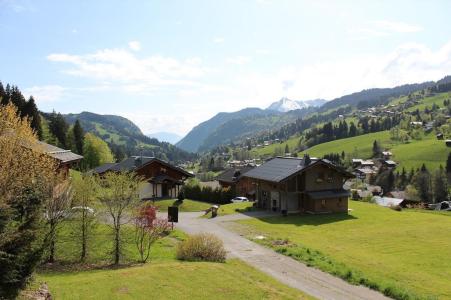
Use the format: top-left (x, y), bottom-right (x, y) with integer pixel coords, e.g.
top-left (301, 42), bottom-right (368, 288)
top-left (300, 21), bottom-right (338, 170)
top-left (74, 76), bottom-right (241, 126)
top-left (174, 211), bottom-right (389, 300)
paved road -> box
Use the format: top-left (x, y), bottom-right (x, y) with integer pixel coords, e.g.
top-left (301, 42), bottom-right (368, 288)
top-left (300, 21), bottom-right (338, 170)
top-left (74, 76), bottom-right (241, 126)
top-left (174, 211), bottom-right (389, 300)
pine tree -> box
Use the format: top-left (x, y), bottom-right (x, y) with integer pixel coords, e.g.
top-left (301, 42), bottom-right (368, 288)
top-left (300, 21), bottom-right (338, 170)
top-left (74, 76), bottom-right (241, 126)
top-left (10, 86), bottom-right (26, 112)
top-left (349, 122), bottom-right (357, 137)
top-left (22, 97), bottom-right (43, 139)
top-left (433, 165), bottom-right (448, 203)
top-left (73, 120), bottom-right (85, 155)
top-left (414, 164), bottom-right (432, 203)
top-left (48, 111), bottom-right (69, 148)
top-left (372, 140), bottom-right (381, 158)
top-left (446, 152), bottom-right (451, 174)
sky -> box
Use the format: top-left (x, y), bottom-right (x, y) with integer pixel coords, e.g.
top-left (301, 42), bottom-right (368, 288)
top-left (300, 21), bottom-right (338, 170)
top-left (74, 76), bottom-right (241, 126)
top-left (1, 0), bottom-right (451, 136)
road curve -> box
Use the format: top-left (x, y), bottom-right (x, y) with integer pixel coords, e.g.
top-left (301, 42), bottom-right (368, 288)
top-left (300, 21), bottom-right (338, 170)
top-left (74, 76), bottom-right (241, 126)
top-left (174, 211), bottom-right (389, 300)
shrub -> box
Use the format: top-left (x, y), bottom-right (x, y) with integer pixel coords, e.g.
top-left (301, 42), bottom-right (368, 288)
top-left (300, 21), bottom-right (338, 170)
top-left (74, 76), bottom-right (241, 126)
top-left (176, 233), bottom-right (226, 262)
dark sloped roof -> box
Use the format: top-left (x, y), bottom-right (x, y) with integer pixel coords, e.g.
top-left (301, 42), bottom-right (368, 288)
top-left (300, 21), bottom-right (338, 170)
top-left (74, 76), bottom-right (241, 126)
top-left (92, 156), bottom-right (193, 177)
top-left (91, 162), bottom-right (116, 174)
top-left (216, 165), bottom-right (255, 183)
top-left (244, 157), bottom-right (353, 183)
top-left (37, 141), bottom-right (83, 163)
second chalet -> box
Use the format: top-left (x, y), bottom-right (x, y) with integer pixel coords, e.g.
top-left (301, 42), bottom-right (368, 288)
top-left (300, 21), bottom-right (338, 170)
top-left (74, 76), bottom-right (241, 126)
top-left (93, 156), bottom-right (194, 200)
top-left (244, 156), bottom-right (354, 214)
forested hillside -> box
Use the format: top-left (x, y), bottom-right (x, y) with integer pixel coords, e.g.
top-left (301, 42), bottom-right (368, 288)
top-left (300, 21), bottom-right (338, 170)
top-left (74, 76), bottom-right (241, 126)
top-left (0, 81), bottom-right (195, 167)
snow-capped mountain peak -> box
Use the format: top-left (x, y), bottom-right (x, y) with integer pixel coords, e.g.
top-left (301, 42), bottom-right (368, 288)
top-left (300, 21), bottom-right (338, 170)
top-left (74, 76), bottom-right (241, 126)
top-left (266, 97), bottom-right (326, 112)
top-left (266, 97), bottom-right (302, 112)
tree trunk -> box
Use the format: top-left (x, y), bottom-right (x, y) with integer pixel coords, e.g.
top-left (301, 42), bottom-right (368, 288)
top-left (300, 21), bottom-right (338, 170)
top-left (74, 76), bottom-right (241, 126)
top-left (114, 223), bottom-right (120, 265)
top-left (81, 211), bottom-right (86, 262)
top-left (48, 221), bottom-right (56, 263)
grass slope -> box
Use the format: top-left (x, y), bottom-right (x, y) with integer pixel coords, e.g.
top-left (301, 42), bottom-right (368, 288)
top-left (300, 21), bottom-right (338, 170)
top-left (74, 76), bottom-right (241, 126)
top-left (236, 201), bottom-right (451, 299)
top-left (36, 223), bottom-right (307, 299)
top-left (152, 199), bottom-right (212, 212)
top-left (300, 131), bottom-right (448, 171)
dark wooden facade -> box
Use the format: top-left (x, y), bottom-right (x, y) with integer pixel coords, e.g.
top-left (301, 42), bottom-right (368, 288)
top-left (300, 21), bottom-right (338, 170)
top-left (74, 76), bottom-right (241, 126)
top-left (245, 159), bottom-right (353, 214)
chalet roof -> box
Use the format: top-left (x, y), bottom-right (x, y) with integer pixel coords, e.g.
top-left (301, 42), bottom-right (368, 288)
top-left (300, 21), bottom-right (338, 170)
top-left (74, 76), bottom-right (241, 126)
top-left (151, 174), bottom-right (181, 184)
top-left (37, 141), bottom-right (83, 163)
top-left (374, 196), bottom-right (404, 207)
top-left (387, 191), bottom-right (406, 199)
top-left (91, 162), bottom-right (116, 174)
top-left (244, 157), bottom-right (354, 183)
top-left (216, 165), bottom-right (255, 183)
top-left (92, 156), bottom-right (193, 177)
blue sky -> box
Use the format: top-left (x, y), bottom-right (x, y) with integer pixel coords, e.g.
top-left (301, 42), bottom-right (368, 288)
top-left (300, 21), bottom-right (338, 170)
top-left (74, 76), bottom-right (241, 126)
top-left (1, 0), bottom-right (451, 136)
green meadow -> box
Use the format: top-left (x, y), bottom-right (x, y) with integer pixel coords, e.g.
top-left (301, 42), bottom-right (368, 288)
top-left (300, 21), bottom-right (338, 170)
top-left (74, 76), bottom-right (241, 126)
top-left (235, 201), bottom-right (451, 299)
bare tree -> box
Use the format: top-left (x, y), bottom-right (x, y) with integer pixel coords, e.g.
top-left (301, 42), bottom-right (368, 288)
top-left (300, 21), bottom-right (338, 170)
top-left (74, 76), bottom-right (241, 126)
top-left (133, 205), bottom-right (170, 263)
top-left (45, 179), bottom-right (73, 263)
top-left (97, 172), bottom-right (141, 265)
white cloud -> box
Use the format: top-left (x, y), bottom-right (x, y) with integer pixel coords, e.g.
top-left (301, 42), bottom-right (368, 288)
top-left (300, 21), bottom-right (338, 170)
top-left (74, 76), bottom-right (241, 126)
top-left (350, 20), bottom-right (423, 38)
top-left (226, 56), bottom-right (251, 65)
top-left (47, 47), bottom-right (208, 94)
top-left (128, 41), bottom-right (141, 51)
top-left (228, 41), bottom-right (451, 107)
top-left (23, 85), bottom-right (66, 103)
top-left (213, 37), bottom-right (225, 44)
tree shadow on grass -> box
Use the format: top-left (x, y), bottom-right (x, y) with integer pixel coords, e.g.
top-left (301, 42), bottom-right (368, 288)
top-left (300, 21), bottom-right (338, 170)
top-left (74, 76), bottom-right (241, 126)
top-left (253, 212), bottom-right (357, 226)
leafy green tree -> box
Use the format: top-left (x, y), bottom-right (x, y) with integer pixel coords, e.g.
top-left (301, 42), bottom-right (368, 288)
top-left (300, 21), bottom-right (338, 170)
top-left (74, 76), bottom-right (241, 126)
top-left (82, 133), bottom-right (114, 169)
top-left (72, 174), bottom-right (98, 261)
top-left (0, 103), bottom-right (57, 298)
top-left (97, 172), bottom-right (142, 265)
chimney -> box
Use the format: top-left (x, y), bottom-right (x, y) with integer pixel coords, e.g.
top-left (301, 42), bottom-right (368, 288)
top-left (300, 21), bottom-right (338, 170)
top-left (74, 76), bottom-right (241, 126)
top-left (303, 154), bottom-right (311, 166)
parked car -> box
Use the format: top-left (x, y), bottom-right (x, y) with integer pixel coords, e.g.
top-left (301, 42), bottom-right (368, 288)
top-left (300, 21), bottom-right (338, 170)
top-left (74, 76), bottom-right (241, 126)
top-left (232, 196), bottom-right (249, 202)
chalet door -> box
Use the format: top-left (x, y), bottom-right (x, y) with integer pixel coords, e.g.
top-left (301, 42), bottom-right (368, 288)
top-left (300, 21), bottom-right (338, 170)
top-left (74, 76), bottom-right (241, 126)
top-left (162, 183), bottom-right (168, 197)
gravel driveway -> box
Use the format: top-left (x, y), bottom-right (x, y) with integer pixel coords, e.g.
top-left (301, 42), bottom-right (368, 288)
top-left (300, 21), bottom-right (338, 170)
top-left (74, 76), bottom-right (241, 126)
top-left (174, 211), bottom-right (389, 300)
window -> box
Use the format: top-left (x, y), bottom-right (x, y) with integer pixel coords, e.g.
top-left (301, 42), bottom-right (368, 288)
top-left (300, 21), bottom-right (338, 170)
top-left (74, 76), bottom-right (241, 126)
top-left (327, 172), bottom-right (334, 183)
top-left (321, 199), bottom-right (326, 208)
top-left (338, 198), bottom-right (342, 207)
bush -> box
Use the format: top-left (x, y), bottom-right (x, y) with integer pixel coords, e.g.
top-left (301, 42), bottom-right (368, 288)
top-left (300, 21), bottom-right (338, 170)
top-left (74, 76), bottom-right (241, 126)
top-left (176, 233), bottom-right (226, 262)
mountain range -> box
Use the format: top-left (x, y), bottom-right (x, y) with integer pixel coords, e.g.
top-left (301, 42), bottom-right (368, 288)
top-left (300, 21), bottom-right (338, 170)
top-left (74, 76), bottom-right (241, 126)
top-left (176, 77), bottom-right (451, 153)
top-left (62, 112), bottom-right (195, 162)
top-left (266, 97), bottom-right (327, 112)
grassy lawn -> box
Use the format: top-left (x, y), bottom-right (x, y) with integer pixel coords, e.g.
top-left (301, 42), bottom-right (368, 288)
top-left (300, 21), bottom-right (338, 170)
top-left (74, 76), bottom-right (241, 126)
top-left (152, 199), bottom-right (212, 212)
top-left (38, 259), bottom-right (309, 300)
top-left (34, 223), bottom-right (308, 300)
top-left (234, 201), bottom-right (451, 299)
top-left (202, 201), bottom-right (256, 218)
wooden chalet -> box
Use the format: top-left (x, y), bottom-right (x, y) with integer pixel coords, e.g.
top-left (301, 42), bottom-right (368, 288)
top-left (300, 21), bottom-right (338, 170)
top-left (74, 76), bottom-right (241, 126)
top-left (244, 156), bottom-right (354, 214)
top-left (38, 141), bottom-right (83, 178)
top-left (92, 156), bottom-right (193, 200)
top-left (216, 165), bottom-right (255, 199)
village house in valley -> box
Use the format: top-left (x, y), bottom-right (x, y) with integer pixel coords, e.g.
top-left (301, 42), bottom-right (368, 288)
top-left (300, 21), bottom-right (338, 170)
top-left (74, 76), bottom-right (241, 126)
top-left (244, 156), bottom-right (354, 214)
top-left (216, 165), bottom-right (255, 199)
top-left (93, 156), bottom-right (193, 199)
